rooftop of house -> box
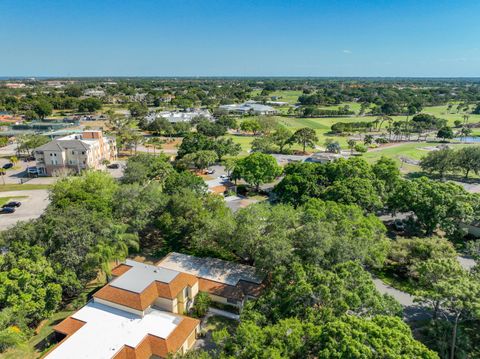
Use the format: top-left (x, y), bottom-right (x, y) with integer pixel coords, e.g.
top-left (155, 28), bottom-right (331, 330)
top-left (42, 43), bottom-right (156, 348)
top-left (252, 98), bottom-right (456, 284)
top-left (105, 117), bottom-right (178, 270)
top-left (157, 252), bottom-right (263, 287)
top-left (35, 131), bottom-right (111, 152)
top-left (110, 260), bottom-right (180, 293)
top-left (47, 301), bottom-right (199, 359)
top-left (219, 102), bottom-right (276, 112)
top-left (94, 261), bottom-right (198, 311)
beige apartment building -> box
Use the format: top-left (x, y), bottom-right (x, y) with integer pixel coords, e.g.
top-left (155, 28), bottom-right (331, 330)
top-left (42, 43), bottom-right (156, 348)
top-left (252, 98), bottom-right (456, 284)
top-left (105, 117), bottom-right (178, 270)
top-left (34, 130), bottom-right (116, 176)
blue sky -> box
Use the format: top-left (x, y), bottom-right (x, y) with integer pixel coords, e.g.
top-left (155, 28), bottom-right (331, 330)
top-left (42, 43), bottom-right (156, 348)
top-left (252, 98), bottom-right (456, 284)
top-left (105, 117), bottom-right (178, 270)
top-left (1, 0), bottom-right (480, 77)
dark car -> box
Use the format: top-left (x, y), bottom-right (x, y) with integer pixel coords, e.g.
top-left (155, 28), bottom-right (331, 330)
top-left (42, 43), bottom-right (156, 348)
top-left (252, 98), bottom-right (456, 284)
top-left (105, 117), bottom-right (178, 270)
top-left (2, 163), bottom-right (13, 169)
top-left (0, 207), bottom-right (15, 214)
top-left (107, 163), bottom-right (120, 169)
top-left (2, 201), bottom-right (21, 208)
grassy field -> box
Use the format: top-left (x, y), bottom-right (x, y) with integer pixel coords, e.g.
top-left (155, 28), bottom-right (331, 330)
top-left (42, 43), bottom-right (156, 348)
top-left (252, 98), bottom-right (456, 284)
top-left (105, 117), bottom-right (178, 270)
top-left (228, 101), bottom-right (480, 171)
top-left (0, 195), bottom-right (28, 206)
top-left (0, 184), bottom-right (52, 192)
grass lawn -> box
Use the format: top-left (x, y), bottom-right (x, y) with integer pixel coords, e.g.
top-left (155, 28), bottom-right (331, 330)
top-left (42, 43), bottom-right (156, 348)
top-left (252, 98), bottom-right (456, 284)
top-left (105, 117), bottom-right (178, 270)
top-left (202, 315), bottom-right (237, 333)
top-left (251, 89), bottom-right (302, 105)
top-left (3, 279), bottom-right (106, 359)
top-left (0, 195), bottom-right (28, 206)
top-left (0, 184), bottom-right (52, 192)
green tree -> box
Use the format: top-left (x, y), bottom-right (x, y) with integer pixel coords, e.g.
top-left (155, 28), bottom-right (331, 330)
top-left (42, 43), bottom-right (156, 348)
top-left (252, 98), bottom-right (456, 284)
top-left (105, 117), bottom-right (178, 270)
top-left (16, 134), bottom-right (49, 156)
top-left (196, 120), bottom-right (227, 138)
top-left (415, 259), bottom-right (480, 359)
top-left (78, 98), bottom-right (102, 113)
top-left (191, 292), bottom-right (211, 317)
top-left (128, 102), bottom-right (148, 118)
top-left (232, 153), bottom-right (282, 191)
top-left (389, 177), bottom-right (477, 236)
top-left (122, 153), bottom-right (174, 185)
top-left (50, 171), bottom-right (118, 215)
top-left (437, 126), bottom-right (454, 140)
top-left (211, 137), bottom-right (241, 161)
top-left (179, 150), bottom-right (217, 171)
top-left (347, 139), bottom-right (356, 154)
top-left (291, 128), bottom-right (318, 153)
top-left (177, 133), bottom-right (215, 158)
top-left (33, 100), bottom-right (53, 119)
top-left (454, 146), bottom-right (480, 178)
top-left (420, 148), bottom-right (456, 178)
top-left (240, 119), bottom-right (261, 134)
top-left (271, 127), bottom-right (292, 153)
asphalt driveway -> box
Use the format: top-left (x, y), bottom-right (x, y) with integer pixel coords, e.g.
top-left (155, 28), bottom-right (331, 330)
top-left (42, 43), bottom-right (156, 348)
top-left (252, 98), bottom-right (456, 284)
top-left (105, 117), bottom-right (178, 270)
top-left (0, 190), bottom-right (50, 230)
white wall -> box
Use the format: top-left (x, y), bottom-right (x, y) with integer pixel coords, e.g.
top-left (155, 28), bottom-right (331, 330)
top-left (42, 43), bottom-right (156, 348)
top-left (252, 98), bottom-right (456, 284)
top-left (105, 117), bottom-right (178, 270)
top-left (93, 297), bottom-right (145, 317)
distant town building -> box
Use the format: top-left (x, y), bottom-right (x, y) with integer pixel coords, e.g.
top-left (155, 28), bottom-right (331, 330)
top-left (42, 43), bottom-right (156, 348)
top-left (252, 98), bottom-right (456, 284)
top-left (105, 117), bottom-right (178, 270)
top-left (304, 152), bottom-right (349, 164)
top-left (219, 101), bottom-right (277, 115)
top-left (4, 83), bottom-right (26, 89)
top-left (33, 130), bottom-right (116, 176)
top-left (145, 109), bottom-right (212, 124)
top-left (84, 89), bottom-right (105, 97)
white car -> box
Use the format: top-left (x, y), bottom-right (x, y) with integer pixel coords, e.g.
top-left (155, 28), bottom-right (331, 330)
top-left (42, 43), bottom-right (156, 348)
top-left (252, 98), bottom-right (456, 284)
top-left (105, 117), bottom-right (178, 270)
top-left (219, 174), bottom-right (229, 180)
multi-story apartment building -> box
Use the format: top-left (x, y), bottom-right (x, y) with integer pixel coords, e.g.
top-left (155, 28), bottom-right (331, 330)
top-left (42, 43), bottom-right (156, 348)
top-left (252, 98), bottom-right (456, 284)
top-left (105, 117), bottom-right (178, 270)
top-left (34, 130), bottom-right (116, 176)
top-left (46, 253), bottom-right (264, 359)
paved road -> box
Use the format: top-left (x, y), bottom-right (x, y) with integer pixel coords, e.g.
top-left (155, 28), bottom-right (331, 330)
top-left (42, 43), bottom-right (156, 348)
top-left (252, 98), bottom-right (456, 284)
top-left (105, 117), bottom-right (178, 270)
top-left (0, 190), bottom-right (50, 230)
top-left (0, 143), bottom-right (18, 157)
top-left (373, 277), bottom-right (430, 322)
top-left (373, 256), bottom-right (476, 322)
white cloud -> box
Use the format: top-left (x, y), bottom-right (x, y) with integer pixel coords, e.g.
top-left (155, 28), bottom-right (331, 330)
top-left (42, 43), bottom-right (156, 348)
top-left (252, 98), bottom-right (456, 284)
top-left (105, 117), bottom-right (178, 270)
top-left (342, 49), bottom-right (352, 54)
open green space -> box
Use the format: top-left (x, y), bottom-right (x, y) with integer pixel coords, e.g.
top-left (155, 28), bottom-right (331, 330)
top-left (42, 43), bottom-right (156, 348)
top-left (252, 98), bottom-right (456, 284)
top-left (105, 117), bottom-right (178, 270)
top-left (0, 184), bottom-right (52, 192)
top-left (0, 195), bottom-right (28, 206)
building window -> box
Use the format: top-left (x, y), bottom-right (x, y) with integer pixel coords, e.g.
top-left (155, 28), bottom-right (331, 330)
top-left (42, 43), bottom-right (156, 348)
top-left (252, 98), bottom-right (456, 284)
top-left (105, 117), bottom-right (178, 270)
top-left (72, 151), bottom-right (75, 155)
top-left (82, 151), bottom-right (85, 155)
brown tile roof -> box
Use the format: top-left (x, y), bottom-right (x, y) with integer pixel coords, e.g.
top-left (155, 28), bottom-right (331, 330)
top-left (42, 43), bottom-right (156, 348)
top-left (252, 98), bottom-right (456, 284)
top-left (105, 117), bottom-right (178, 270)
top-left (112, 316), bottom-right (199, 359)
top-left (111, 263), bottom-right (133, 277)
top-left (237, 280), bottom-right (264, 298)
top-left (94, 272), bottom-right (198, 311)
top-left (53, 317), bottom-right (86, 336)
top-left (198, 278), bottom-right (244, 301)
top-left (199, 278), bottom-right (264, 301)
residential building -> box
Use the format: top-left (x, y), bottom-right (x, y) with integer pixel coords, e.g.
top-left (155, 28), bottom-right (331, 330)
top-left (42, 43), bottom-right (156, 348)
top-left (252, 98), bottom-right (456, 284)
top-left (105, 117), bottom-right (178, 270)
top-left (158, 252), bottom-right (264, 308)
top-left (47, 261), bottom-right (200, 359)
top-left (218, 101), bottom-right (277, 115)
top-left (47, 254), bottom-right (263, 358)
top-left (34, 130), bottom-right (116, 176)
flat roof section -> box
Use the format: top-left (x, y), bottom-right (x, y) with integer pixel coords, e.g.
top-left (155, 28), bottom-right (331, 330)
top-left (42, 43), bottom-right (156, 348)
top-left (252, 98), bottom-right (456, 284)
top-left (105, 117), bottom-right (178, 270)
top-left (46, 302), bottom-right (182, 359)
top-left (158, 252), bottom-right (263, 287)
top-left (110, 259), bottom-right (180, 293)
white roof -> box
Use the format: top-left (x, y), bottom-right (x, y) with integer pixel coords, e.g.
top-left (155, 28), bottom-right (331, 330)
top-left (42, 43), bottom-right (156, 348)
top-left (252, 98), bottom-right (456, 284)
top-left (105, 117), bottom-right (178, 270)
top-left (110, 259), bottom-right (180, 293)
top-left (158, 252), bottom-right (263, 286)
top-left (46, 301), bottom-right (181, 359)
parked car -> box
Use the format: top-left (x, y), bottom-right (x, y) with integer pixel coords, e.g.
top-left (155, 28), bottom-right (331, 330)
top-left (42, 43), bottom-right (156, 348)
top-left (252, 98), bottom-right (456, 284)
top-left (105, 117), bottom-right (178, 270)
top-left (2, 163), bottom-right (13, 169)
top-left (219, 174), bottom-right (230, 180)
top-left (205, 169), bottom-right (215, 174)
top-left (27, 167), bottom-right (40, 177)
top-left (107, 163), bottom-right (120, 169)
top-left (2, 201), bottom-right (21, 208)
top-left (0, 207), bottom-right (15, 214)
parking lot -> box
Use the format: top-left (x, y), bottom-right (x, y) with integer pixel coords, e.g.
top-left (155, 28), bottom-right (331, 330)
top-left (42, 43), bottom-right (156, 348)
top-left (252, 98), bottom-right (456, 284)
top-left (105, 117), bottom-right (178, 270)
top-left (0, 190), bottom-right (50, 230)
